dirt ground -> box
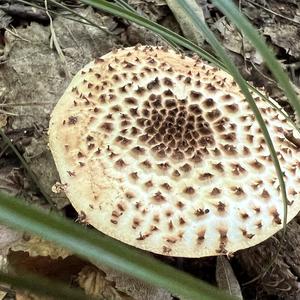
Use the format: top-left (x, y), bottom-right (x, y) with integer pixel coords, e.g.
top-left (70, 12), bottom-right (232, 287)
top-left (0, 0), bottom-right (300, 299)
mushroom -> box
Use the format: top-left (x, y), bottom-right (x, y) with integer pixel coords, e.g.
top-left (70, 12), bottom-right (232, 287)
top-left (49, 45), bottom-right (300, 257)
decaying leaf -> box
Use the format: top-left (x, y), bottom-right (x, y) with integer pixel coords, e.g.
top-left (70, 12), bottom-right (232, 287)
top-left (10, 235), bottom-right (70, 259)
top-left (213, 17), bottom-right (256, 61)
top-left (0, 167), bottom-right (26, 197)
top-left (23, 136), bottom-right (70, 209)
top-left (166, 0), bottom-right (205, 45)
top-left (216, 256), bottom-right (243, 299)
top-left (1, 7), bottom-right (115, 130)
top-left (6, 235), bottom-right (172, 300)
top-left (0, 10), bottom-right (12, 29)
top-left (16, 291), bottom-right (53, 300)
top-left (0, 291), bottom-right (6, 300)
top-left (78, 266), bottom-right (133, 300)
top-left (128, 0), bottom-right (168, 23)
top-left (264, 24), bottom-right (300, 58)
top-left (95, 263), bottom-right (173, 300)
top-left (0, 115), bottom-right (7, 128)
top-left (0, 225), bottom-right (22, 255)
top-left (237, 218), bottom-right (300, 299)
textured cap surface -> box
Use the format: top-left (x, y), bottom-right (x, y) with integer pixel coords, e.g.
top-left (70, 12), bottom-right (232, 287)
top-left (49, 46), bottom-right (300, 257)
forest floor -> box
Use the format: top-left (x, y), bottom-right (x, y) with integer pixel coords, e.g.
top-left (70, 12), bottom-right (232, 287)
top-left (0, 0), bottom-right (300, 299)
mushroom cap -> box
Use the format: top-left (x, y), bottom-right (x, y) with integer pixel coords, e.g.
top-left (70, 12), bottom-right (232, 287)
top-left (49, 46), bottom-right (300, 257)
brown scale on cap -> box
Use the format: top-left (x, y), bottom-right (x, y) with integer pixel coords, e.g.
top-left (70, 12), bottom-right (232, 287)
top-left (49, 45), bottom-right (300, 258)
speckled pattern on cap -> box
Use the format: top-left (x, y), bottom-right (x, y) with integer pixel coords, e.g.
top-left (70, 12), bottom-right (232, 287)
top-left (49, 46), bottom-right (300, 257)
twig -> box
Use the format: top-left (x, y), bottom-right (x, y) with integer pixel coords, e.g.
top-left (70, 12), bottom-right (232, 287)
top-left (0, 2), bottom-right (48, 22)
top-left (44, 0), bottom-right (71, 80)
top-left (16, 0), bottom-right (105, 29)
top-left (5, 27), bottom-right (31, 42)
top-left (0, 110), bottom-right (18, 116)
top-left (47, 0), bottom-right (111, 34)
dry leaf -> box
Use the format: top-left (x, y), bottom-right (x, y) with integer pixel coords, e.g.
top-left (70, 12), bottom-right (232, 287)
top-left (78, 266), bottom-right (133, 300)
top-left (10, 235), bottom-right (70, 259)
top-left (0, 225), bottom-right (22, 255)
top-left (264, 25), bottom-right (300, 58)
top-left (0, 114), bottom-right (7, 128)
top-left (166, 0), bottom-right (205, 45)
top-left (95, 263), bottom-right (173, 300)
top-left (0, 291), bottom-right (6, 300)
top-left (16, 291), bottom-right (54, 300)
top-left (213, 17), bottom-right (254, 59)
top-left (8, 251), bottom-right (87, 283)
top-left (216, 256), bottom-right (243, 299)
top-left (0, 167), bottom-right (26, 197)
top-left (23, 136), bottom-right (70, 209)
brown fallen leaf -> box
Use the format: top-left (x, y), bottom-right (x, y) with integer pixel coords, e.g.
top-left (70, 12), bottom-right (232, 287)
top-left (0, 225), bottom-right (22, 255)
top-left (78, 266), bottom-right (133, 300)
top-left (10, 235), bottom-right (70, 259)
top-left (216, 256), bottom-right (243, 299)
top-left (16, 291), bottom-right (53, 300)
top-left (0, 114), bottom-right (7, 128)
top-left (95, 262), bottom-right (173, 300)
top-left (7, 236), bottom-right (172, 300)
top-left (264, 24), bottom-right (300, 58)
top-left (166, 0), bottom-right (205, 46)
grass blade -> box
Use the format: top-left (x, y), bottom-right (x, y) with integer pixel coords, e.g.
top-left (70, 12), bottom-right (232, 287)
top-left (0, 272), bottom-right (90, 300)
top-left (0, 192), bottom-right (236, 300)
top-left (175, 0), bottom-right (289, 275)
top-left (17, 0), bottom-right (299, 132)
top-left (213, 0), bottom-right (300, 119)
top-left (81, 0), bottom-right (224, 69)
top-left (81, 0), bottom-right (299, 133)
top-left (83, 0), bottom-right (289, 236)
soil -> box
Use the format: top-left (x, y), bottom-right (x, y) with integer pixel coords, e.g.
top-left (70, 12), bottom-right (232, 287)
top-left (0, 1), bottom-right (300, 299)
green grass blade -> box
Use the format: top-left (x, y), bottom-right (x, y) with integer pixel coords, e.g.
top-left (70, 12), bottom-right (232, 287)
top-left (19, 0), bottom-right (298, 132)
top-left (0, 272), bottom-right (90, 300)
top-left (0, 192), bottom-right (236, 300)
top-left (114, 0), bottom-right (135, 12)
top-left (177, 2), bottom-right (288, 233)
top-left (81, 0), bottom-right (299, 133)
top-left (213, 0), bottom-right (300, 119)
top-left (80, 0), bottom-right (224, 68)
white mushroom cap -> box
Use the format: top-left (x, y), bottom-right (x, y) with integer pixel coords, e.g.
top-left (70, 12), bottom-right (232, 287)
top-left (49, 46), bottom-right (300, 257)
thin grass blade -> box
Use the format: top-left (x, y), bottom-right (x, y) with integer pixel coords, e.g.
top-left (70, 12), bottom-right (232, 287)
top-left (0, 192), bottom-right (236, 300)
top-left (81, 0), bottom-right (224, 68)
top-left (213, 0), bottom-right (300, 119)
top-left (175, 1), bottom-right (289, 276)
top-left (81, 0), bottom-right (299, 132)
